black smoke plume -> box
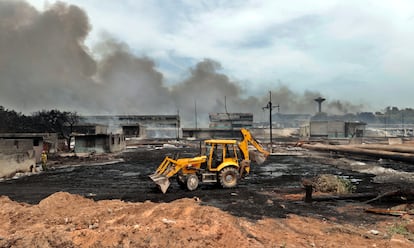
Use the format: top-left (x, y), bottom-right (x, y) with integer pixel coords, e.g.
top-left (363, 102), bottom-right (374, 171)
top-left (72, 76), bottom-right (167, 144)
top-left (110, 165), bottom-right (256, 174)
top-left (0, 1), bottom-right (362, 126)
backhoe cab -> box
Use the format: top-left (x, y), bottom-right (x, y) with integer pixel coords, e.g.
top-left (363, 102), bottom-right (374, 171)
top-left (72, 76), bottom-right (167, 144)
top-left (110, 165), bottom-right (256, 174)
top-left (149, 128), bottom-right (270, 193)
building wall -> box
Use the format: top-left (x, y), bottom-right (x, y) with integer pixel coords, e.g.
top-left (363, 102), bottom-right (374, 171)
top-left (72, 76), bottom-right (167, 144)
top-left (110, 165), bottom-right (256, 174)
top-left (40, 133), bottom-right (58, 153)
top-left (72, 125), bottom-right (108, 135)
top-left (82, 115), bottom-right (180, 139)
top-left (0, 139), bottom-right (36, 178)
top-left (108, 134), bottom-right (126, 153)
top-left (327, 121), bottom-right (346, 137)
top-left (310, 121), bottom-right (345, 137)
top-left (309, 121), bottom-right (346, 137)
top-left (299, 124), bottom-right (310, 137)
top-left (0, 133), bottom-right (57, 157)
top-left (74, 136), bottom-right (107, 154)
top-left (209, 113), bottom-right (253, 129)
top-left (122, 126), bottom-right (140, 137)
top-left (303, 121), bottom-right (365, 138)
top-left (0, 139), bottom-right (34, 154)
top-left (310, 121), bottom-right (329, 137)
top-left (74, 134), bottom-right (125, 154)
top-left (182, 128), bottom-right (241, 139)
top-left (181, 128), bottom-right (297, 142)
top-left (142, 128), bottom-right (178, 139)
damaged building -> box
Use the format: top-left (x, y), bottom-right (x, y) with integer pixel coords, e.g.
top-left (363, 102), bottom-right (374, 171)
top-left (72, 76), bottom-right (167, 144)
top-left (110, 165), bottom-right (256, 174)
top-left (71, 121), bottom-right (125, 153)
top-left (81, 115), bottom-right (180, 140)
top-left (0, 133), bottom-right (58, 178)
top-left (209, 113), bottom-right (253, 129)
top-left (70, 115), bottom-right (180, 150)
top-left (73, 133), bottom-right (126, 154)
top-left (183, 113), bottom-right (253, 139)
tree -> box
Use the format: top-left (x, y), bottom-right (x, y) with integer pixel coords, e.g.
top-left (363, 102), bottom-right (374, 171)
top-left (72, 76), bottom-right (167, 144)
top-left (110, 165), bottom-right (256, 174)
top-left (32, 110), bottom-right (80, 150)
top-left (0, 106), bottom-right (26, 132)
top-left (64, 112), bottom-right (80, 150)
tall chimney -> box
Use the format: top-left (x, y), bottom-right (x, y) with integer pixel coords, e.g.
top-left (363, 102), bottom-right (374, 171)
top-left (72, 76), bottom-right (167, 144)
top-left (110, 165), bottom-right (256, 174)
top-left (314, 97), bottom-right (326, 113)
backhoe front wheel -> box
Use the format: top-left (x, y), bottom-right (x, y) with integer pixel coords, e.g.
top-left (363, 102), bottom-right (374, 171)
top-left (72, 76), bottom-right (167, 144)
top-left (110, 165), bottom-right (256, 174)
top-left (186, 174), bottom-right (199, 191)
top-left (176, 173), bottom-right (186, 188)
top-left (219, 167), bottom-right (239, 188)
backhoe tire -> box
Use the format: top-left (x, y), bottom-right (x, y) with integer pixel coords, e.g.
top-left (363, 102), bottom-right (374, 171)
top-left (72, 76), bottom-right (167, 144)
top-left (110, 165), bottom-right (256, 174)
top-left (219, 167), bottom-right (239, 188)
top-left (186, 174), bottom-right (199, 191)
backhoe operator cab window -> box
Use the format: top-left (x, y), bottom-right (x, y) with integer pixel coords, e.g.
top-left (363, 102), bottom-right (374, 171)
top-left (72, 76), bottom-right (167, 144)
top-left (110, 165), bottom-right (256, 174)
top-left (207, 142), bottom-right (239, 169)
top-left (225, 143), bottom-right (237, 160)
top-left (211, 144), bottom-right (223, 168)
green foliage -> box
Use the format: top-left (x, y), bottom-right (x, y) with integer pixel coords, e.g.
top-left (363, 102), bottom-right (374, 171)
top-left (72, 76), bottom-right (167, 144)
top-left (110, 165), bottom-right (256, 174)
top-left (388, 223), bottom-right (410, 236)
top-left (337, 176), bottom-right (356, 193)
top-left (313, 174), bottom-right (356, 194)
top-left (387, 222), bottom-right (414, 242)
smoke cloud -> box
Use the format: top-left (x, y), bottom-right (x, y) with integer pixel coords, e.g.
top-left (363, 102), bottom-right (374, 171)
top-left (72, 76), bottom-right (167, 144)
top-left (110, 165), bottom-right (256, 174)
top-left (0, 1), bottom-right (363, 126)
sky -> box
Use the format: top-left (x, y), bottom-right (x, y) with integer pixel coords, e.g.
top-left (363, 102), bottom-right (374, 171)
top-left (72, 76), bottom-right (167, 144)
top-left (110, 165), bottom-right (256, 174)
top-left (2, 0), bottom-right (414, 125)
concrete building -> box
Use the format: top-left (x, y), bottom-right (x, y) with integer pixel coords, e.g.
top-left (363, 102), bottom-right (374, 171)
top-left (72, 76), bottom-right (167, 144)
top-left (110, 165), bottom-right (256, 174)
top-left (72, 124), bottom-right (108, 135)
top-left (182, 128), bottom-right (243, 140)
top-left (182, 127), bottom-right (297, 142)
top-left (74, 133), bottom-right (126, 154)
top-left (181, 113), bottom-right (253, 140)
top-left (300, 121), bottom-right (366, 139)
top-left (0, 138), bottom-right (35, 178)
top-left (209, 113), bottom-right (253, 129)
top-left (0, 133), bottom-right (58, 161)
top-left (271, 113), bottom-right (311, 128)
top-left (82, 115), bottom-right (180, 139)
top-left (0, 133), bottom-right (57, 178)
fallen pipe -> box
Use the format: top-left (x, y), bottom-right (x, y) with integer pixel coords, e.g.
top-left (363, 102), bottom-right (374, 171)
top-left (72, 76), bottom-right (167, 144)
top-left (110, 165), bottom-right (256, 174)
top-left (353, 144), bottom-right (414, 154)
top-left (302, 143), bottom-right (414, 163)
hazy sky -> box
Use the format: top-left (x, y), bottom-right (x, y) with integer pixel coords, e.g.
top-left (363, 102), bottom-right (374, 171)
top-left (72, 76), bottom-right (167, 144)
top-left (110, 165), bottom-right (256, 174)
top-left (25, 0), bottom-right (414, 109)
top-left (2, 0), bottom-right (413, 125)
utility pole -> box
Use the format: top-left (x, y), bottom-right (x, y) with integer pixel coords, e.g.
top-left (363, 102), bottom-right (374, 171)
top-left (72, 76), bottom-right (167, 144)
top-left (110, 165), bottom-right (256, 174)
top-left (176, 109), bottom-right (180, 141)
top-left (384, 113), bottom-right (387, 138)
top-left (194, 100), bottom-right (198, 130)
top-left (262, 91), bottom-right (279, 152)
top-left (224, 96), bottom-right (236, 137)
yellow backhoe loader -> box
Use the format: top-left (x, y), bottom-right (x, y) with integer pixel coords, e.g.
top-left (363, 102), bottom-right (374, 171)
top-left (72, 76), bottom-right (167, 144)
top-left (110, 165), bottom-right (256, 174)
top-left (149, 128), bottom-right (270, 193)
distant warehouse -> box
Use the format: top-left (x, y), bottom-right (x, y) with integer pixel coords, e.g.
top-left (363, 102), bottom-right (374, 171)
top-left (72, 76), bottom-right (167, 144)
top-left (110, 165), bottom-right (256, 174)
top-left (80, 115), bottom-right (180, 139)
top-left (209, 113), bottom-right (253, 129)
top-left (300, 120), bottom-right (366, 139)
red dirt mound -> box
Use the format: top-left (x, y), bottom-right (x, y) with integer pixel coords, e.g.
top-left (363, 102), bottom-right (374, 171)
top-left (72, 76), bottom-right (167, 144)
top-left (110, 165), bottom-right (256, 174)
top-left (0, 192), bottom-right (412, 247)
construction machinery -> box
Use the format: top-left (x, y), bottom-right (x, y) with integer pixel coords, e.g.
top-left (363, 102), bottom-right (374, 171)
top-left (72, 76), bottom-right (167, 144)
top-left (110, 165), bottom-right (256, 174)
top-left (149, 128), bottom-right (270, 193)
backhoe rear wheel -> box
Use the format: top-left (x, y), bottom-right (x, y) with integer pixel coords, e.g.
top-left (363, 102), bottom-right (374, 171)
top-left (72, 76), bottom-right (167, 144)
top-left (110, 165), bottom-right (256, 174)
top-left (186, 174), bottom-right (199, 191)
top-left (219, 167), bottom-right (239, 188)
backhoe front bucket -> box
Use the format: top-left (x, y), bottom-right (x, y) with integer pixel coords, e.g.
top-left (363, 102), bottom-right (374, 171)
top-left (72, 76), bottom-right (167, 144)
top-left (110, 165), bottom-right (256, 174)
top-left (149, 174), bottom-right (171, 194)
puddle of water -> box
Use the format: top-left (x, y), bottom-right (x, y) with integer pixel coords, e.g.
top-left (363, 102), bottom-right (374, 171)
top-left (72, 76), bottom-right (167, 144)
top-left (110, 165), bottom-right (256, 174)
top-left (259, 171), bottom-right (284, 178)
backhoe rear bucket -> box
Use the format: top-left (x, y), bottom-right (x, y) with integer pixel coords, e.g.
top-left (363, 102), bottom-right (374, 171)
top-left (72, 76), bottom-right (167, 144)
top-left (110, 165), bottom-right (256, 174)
top-left (249, 150), bottom-right (267, 165)
top-left (149, 174), bottom-right (171, 194)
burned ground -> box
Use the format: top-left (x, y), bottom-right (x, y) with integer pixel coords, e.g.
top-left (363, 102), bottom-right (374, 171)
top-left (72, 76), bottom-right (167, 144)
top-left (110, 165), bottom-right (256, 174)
top-left (1, 147), bottom-right (414, 247)
top-left (0, 147), bottom-right (412, 223)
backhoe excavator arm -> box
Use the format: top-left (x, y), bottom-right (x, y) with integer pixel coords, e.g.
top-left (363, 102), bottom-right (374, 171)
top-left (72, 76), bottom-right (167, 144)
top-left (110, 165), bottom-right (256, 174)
top-left (238, 128), bottom-right (270, 164)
